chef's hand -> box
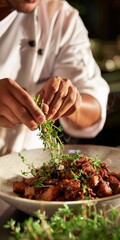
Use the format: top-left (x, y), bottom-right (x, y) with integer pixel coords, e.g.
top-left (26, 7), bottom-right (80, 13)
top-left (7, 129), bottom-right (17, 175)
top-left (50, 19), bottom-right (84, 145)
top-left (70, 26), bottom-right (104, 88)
top-left (0, 78), bottom-right (46, 129)
top-left (36, 76), bottom-right (82, 121)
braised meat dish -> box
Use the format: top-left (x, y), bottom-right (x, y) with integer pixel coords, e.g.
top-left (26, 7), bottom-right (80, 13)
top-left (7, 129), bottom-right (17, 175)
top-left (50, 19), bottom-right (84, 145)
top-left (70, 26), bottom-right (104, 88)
top-left (13, 153), bottom-right (120, 201)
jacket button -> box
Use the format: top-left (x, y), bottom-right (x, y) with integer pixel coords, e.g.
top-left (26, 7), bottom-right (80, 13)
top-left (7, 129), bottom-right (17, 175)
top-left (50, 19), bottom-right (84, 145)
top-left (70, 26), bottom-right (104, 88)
top-left (28, 40), bottom-right (36, 47)
top-left (38, 48), bottom-right (43, 55)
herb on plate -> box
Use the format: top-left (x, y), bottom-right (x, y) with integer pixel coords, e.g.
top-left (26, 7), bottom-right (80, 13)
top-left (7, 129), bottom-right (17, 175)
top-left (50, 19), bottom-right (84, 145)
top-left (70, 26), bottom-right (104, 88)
top-left (13, 96), bottom-right (120, 201)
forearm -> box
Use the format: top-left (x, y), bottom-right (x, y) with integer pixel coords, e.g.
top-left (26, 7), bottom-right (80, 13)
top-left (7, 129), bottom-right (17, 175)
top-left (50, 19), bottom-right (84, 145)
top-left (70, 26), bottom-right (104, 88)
top-left (62, 94), bottom-right (101, 130)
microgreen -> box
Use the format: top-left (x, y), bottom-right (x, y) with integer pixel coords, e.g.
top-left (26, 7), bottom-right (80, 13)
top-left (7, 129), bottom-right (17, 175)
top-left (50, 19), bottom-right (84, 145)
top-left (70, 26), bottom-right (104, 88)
top-left (37, 120), bottom-right (63, 159)
top-left (18, 152), bottom-right (36, 177)
top-left (81, 183), bottom-right (87, 194)
top-left (79, 169), bottom-right (85, 180)
top-left (71, 170), bottom-right (79, 180)
top-left (4, 205), bottom-right (120, 240)
top-left (90, 156), bottom-right (101, 169)
top-left (34, 95), bottom-right (64, 160)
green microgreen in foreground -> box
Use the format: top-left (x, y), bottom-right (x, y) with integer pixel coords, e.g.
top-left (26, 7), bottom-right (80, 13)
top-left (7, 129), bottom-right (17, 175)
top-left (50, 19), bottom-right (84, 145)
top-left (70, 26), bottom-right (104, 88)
top-left (4, 205), bottom-right (120, 240)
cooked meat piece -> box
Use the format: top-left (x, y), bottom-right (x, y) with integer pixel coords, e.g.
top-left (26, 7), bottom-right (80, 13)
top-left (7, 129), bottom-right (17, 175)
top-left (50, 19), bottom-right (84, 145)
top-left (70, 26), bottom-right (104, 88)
top-left (99, 168), bottom-right (108, 179)
top-left (87, 187), bottom-right (96, 198)
top-left (109, 176), bottom-right (120, 194)
top-left (89, 175), bottom-right (100, 188)
top-left (23, 176), bottom-right (39, 185)
top-left (38, 186), bottom-right (60, 201)
top-left (43, 179), bottom-right (59, 185)
top-left (109, 172), bottom-right (120, 181)
top-left (75, 156), bottom-right (88, 167)
top-left (61, 170), bottom-right (73, 179)
top-left (24, 186), bottom-right (36, 199)
top-left (101, 163), bottom-right (109, 171)
top-left (82, 162), bottom-right (95, 174)
top-left (60, 179), bottom-right (81, 200)
top-left (13, 181), bottom-right (27, 195)
top-left (96, 181), bottom-right (112, 197)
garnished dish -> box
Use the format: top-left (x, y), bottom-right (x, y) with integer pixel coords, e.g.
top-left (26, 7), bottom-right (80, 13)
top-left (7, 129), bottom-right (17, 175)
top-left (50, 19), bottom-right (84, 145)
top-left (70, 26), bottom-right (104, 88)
top-left (12, 99), bottom-right (120, 202)
top-left (0, 98), bottom-right (120, 217)
top-left (13, 152), bottom-right (120, 201)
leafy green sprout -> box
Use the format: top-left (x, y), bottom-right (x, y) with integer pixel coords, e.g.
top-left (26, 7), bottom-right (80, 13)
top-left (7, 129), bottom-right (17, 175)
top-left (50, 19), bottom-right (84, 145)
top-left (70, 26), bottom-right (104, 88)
top-left (19, 153), bottom-right (36, 177)
top-left (34, 95), bottom-right (64, 160)
top-left (4, 205), bottom-right (120, 240)
top-left (90, 156), bottom-right (101, 169)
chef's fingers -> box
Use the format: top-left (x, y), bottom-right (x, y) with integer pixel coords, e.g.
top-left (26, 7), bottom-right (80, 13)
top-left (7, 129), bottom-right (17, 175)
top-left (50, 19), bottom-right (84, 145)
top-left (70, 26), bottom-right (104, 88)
top-left (0, 104), bottom-right (21, 125)
top-left (60, 87), bottom-right (81, 114)
top-left (35, 95), bottom-right (49, 115)
top-left (38, 77), bottom-right (71, 115)
top-left (36, 77), bottom-right (81, 121)
top-left (38, 76), bottom-right (62, 105)
top-left (1, 93), bottom-right (40, 130)
top-left (37, 88), bottom-right (45, 100)
top-left (0, 115), bottom-right (17, 128)
top-left (41, 103), bottom-right (49, 115)
top-left (6, 79), bottom-right (46, 124)
top-left (47, 86), bottom-right (77, 120)
top-left (46, 80), bottom-right (69, 119)
top-left (58, 91), bottom-right (82, 118)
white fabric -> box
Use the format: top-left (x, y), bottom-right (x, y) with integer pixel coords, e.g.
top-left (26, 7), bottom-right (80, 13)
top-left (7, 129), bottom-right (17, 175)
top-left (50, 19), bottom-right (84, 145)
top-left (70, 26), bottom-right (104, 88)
top-left (0, 0), bottom-right (109, 154)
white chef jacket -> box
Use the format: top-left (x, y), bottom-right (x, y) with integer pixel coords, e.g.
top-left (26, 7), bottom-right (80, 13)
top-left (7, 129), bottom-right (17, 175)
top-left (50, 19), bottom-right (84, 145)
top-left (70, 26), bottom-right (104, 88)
top-left (0, 0), bottom-right (109, 154)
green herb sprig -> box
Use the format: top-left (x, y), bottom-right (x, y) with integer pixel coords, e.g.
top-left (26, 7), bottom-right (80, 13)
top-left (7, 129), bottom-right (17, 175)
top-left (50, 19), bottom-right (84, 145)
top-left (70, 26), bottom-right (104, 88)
top-left (34, 95), bottom-right (63, 160)
top-left (4, 205), bottom-right (120, 240)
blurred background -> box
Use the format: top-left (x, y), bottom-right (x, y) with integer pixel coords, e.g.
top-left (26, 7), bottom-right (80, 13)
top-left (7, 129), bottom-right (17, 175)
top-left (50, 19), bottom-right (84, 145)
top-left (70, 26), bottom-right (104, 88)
top-left (63, 0), bottom-right (120, 147)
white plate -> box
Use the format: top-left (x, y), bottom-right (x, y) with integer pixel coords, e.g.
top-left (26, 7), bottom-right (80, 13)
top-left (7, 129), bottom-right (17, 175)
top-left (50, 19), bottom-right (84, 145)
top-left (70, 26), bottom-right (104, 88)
top-left (0, 145), bottom-right (120, 217)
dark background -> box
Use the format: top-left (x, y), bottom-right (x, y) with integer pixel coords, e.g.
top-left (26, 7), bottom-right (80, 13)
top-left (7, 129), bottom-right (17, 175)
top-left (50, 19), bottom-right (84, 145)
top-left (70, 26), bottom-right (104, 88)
top-left (61, 0), bottom-right (120, 147)
top-left (68, 0), bottom-right (120, 40)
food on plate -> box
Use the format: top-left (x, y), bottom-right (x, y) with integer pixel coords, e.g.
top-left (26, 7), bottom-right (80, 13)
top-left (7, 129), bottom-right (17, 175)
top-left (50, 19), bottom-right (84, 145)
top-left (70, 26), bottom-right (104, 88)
top-left (13, 99), bottom-right (120, 201)
top-left (13, 152), bottom-right (120, 201)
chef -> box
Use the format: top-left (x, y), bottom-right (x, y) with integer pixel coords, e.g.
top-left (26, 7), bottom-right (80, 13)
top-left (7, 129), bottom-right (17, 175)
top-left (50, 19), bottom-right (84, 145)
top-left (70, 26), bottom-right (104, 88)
top-left (0, 0), bottom-right (109, 155)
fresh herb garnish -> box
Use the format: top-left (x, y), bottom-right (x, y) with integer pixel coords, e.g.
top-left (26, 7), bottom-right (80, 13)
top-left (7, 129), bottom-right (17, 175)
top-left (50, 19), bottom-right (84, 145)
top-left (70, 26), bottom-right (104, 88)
top-left (16, 96), bottom-right (120, 201)
top-left (4, 205), bottom-right (120, 240)
top-left (35, 95), bottom-right (63, 160)
top-left (90, 156), bottom-right (101, 169)
top-left (38, 120), bottom-right (63, 160)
